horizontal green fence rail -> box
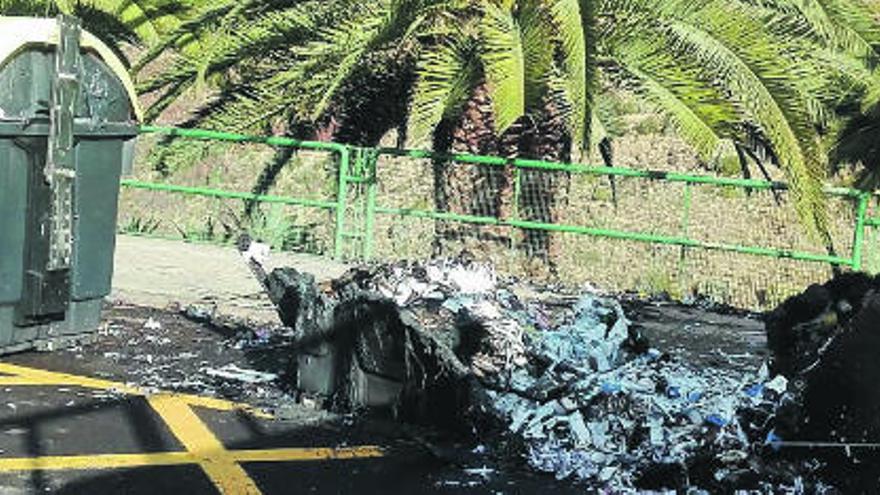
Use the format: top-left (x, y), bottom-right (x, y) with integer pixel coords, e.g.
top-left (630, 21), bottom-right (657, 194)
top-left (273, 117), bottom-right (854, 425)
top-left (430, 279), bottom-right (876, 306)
top-left (119, 180), bottom-right (339, 210)
top-left (370, 206), bottom-right (854, 266)
top-left (131, 125), bottom-right (880, 274)
top-left (137, 125), bottom-right (352, 258)
top-left (375, 146), bottom-right (864, 198)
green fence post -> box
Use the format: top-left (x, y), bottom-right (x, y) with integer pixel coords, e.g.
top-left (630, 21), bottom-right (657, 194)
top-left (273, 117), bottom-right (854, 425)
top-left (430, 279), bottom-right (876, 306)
top-left (852, 192), bottom-right (870, 272)
top-left (513, 165), bottom-right (522, 221)
top-left (333, 147), bottom-right (351, 260)
top-left (866, 196), bottom-right (874, 274)
top-left (868, 224), bottom-right (879, 275)
top-left (362, 149), bottom-right (378, 260)
top-left (676, 183), bottom-right (693, 290)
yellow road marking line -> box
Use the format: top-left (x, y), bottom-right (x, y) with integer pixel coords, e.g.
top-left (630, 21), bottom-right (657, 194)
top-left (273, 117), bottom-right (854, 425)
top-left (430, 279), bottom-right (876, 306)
top-left (0, 363), bottom-right (386, 493)
top-left (233, 446), bottom-right (385, 463)
top-left (148, 394), bottom-right (263, 494)
top-left (0, 363), bottom-right (271, 418)
top-left (177, 395), bottom-right (272, 418)
top-left (0, 363), bottom-right (141, 395)
top-left (0, 452), bottom-right (197, 471)
top-left (0, 378), bottom-right (66, 386)
top-left (0, 446), bottom-right (384, 473)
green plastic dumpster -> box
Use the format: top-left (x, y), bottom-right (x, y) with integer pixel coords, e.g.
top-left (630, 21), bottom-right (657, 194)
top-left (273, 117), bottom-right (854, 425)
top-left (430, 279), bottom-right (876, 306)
top-left (0, 16), bottom-right (141, 354)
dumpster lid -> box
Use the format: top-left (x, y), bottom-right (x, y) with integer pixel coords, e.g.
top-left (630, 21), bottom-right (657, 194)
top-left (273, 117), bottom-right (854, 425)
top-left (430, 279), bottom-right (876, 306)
top-left (0, 16), bottom-right (143, 122)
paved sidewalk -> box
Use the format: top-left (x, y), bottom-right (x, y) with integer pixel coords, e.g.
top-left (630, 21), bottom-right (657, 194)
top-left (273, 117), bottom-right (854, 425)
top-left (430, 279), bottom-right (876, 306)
top-left (111, 236), bottom-right (350, 323)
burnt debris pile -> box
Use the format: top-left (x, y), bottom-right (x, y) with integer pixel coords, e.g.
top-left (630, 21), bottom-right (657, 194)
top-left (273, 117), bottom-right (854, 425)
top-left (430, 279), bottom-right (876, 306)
top-left (259, 258), bottom-right (879, 491)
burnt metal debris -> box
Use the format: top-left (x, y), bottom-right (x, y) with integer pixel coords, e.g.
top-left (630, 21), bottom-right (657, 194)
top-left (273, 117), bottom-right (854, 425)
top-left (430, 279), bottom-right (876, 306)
top-left (237, 237), bottom-right (879, 491)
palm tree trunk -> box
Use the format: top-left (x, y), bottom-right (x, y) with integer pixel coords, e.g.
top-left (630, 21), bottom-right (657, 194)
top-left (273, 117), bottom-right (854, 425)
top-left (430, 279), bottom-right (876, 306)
top-left (432, 86), bottom-right (570, 266)
top-left (432, 82), bottom-right (517, 254)
top-left (515, 100), bottom-right (571, 264)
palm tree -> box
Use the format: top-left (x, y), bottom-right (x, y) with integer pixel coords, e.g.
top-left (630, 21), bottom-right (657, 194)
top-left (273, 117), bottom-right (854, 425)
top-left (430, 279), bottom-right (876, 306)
top-left (139, 0), bottom-right (880, 250)
top-left (600, 0), bottom-right (880, 241)
top-left (139, 0), bottom-right (596, 260)
top-left (834, 104), bottom-right (880, 189)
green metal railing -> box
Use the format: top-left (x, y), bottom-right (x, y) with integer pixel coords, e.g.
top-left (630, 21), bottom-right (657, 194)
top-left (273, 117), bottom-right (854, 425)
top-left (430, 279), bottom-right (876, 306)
top-left (370, 147), bottom-right (872, 267)
top-left (133, 126), bottom-right (354, 258)
top-left (127, 125), bottom-right (880, 280)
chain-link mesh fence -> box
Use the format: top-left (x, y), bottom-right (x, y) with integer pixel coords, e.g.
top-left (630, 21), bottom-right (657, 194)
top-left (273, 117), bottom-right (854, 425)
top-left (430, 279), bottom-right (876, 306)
top-left (119, 131), bottom-right (339, 254)
top-left (127, 127), bottom-right (878, 312)
top-left (370, 151), bottom-right (873, 311)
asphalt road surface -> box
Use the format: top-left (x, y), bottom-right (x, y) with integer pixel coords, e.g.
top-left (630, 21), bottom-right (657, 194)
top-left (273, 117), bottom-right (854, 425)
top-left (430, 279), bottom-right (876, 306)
top-left (0, 304), bottom-right (585, 495)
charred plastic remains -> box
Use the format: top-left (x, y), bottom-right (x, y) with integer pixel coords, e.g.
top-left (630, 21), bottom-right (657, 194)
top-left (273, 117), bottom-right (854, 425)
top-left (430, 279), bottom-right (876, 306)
top-left (243, 237), bottom-right (879, 491)
top-left (255, 261), bottom-right (776, 490)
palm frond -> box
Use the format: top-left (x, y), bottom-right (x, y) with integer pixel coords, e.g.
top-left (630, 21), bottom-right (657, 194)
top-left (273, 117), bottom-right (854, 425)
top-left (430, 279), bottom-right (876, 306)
top-left (619, 54), bottom-right (729, 160)
top-left (478, 1), bottom-right (525, 134)
top-left (544, 0), bottom-right (588, 150)
top-left (406, 35), bottom-right (480, 147)
top-left (601, 0), bottom-right (831, 233)
top-left (1, 0), bottom-right (191, 45)
top-left (517, 0), bottom-right (555, 111)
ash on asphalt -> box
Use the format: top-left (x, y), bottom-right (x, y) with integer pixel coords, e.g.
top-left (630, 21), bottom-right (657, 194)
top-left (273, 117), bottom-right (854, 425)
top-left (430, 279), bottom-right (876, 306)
top-left (619, 296), bottom-right (767, 373)
top-left (0, 302), bottom-right (588, 494)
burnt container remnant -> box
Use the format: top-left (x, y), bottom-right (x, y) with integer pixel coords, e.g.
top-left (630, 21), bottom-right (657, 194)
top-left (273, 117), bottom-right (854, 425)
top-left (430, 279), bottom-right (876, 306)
top-left (765, 271), bottom-right (880, 490)
top-left (264, 267), bottom-right (409, 410)
top-left (0, 16), bottom-right (141, 354)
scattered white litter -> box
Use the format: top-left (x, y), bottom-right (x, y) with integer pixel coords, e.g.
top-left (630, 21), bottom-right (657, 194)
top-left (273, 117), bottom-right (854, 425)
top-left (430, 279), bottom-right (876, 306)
top-left (765, 375), bottom-right (789, 395)
top-left (463, 466), bottom-right (495, 479)
top-left (447, 263), bottom-right (496, 294)
top-left (241, 240), bottom-right (271, 268)
top-left (203, 364), bottom-right (277, 384)
top-left (144, 318), bottom-right (162, 331)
